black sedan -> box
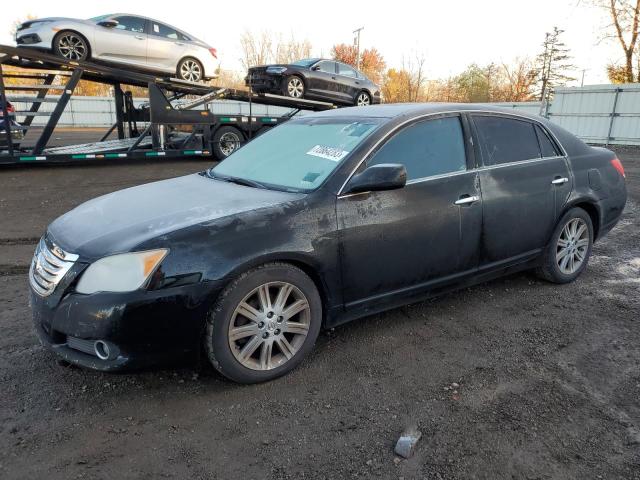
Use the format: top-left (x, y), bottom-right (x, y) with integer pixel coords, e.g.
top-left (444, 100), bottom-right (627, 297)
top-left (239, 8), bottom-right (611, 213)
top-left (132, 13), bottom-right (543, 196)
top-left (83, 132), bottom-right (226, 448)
top-left (30, 104), bottom-right (627, 383)
top-left (246, 58), bottom-right (381, 106)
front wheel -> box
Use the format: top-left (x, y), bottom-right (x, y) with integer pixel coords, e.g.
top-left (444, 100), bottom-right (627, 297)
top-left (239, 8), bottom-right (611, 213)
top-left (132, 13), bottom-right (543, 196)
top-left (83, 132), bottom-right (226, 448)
top-left (53, 31), bottom-right (89, 61)
top-left (536, 207), bottom-right (594, 283)
top-left (282, 75), bottom-right (305, 99)
top-left (205, 263), bottom-right (322, 383)
top-left (177, 57), bottom-right (204, 82)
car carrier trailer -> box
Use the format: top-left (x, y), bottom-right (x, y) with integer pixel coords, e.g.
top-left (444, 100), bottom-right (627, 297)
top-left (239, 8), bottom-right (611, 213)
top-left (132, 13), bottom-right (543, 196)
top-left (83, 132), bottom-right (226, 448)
top-left (0, 44), bottom-right (336, 165)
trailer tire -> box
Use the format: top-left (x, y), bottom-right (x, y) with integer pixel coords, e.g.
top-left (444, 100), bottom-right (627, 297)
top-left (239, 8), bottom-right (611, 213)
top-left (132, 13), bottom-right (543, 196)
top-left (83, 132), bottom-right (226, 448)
top-left (212, 126), bottom-right (244, 161)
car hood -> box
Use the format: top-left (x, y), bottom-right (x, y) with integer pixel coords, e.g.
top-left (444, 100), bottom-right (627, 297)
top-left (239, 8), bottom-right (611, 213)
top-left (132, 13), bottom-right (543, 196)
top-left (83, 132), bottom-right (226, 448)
top-left (48, 173), bottom-right (304, 260)
top-left (23, 17), bottom-right (93, 26)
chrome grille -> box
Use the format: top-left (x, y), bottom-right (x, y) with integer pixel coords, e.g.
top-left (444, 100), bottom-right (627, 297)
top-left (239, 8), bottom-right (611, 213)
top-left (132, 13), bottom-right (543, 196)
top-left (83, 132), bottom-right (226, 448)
top-left (29, 237), bottom-right (78, 297)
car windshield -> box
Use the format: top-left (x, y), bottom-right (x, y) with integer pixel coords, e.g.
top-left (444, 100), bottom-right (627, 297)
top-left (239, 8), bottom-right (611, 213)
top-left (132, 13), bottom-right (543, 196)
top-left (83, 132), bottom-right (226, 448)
top-left (208, 118), bottom-right (382, 192)
top-left (291, 58), bottom-right (320, 67)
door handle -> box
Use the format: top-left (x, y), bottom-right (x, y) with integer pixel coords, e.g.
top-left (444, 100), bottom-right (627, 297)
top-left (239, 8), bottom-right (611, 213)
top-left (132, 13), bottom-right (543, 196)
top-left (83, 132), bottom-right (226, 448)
top-left (551, 177), bottom-right (569, 185)
top-left (454, 195), bottom-right (480, 206)
top-left (135, 35), bottom-right (145, 40)
top-left (331, 76), bottom-right (336, 80)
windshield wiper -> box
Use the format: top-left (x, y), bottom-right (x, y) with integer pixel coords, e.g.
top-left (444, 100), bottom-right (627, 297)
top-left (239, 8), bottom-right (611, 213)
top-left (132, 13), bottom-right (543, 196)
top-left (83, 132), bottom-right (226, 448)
top-left (207, 170), bottom-right (266, 189)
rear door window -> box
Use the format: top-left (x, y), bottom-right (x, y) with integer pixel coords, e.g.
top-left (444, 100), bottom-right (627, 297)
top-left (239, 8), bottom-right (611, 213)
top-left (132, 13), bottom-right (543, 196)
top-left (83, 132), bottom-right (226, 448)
top-left (368, 116), bottom-right (467, 181)
top-left (535, 124), bottom-right (561, 158)
top-left (472, 115), bottom-right (541, 166)
top-left (317, 61), bottom-right (336, 74)
top-left (337, 63), bottom-right (357, 77)
top-left (151, 22), bottom-right (179, 40)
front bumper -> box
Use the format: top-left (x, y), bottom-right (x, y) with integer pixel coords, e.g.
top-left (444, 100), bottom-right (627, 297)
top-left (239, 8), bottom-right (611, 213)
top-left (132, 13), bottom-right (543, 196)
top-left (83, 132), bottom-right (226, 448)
top-left (30, 279), bottom-right (221, 371)
top-left (246, 73), bottom-right (282, 93)
top-left (16, 26), bottom-right (55, 50)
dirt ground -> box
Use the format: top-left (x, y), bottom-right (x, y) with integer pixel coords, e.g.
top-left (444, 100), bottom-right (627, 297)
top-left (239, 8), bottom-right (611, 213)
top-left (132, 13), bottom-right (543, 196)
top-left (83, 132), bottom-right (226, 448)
top-left (0, 141), bottom-right (639, 480)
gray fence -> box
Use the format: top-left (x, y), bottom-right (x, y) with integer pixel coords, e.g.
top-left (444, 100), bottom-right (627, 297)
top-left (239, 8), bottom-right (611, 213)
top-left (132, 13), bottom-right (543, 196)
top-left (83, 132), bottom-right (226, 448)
top-left (11, 84), bottom-right (640, 145)
top-left (546, 84), bottom-right (640, 145)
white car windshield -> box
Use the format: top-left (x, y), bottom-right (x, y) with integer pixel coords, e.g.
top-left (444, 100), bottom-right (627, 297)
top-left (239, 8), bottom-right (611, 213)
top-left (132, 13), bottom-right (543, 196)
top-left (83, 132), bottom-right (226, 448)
top-left (209, 118), bottom-right (382, 192)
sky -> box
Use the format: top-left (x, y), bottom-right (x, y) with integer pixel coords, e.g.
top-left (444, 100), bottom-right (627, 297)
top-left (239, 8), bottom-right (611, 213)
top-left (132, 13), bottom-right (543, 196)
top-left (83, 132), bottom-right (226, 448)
top-left (1, 0), bottom-right (623, 85)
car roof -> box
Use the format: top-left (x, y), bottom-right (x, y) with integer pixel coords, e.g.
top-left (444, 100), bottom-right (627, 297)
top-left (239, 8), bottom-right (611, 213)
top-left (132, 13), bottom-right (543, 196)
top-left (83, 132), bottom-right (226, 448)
top-left (304, 103), bottom-right (547, 121)
top-left (107, 13), bottom-right (203, 42)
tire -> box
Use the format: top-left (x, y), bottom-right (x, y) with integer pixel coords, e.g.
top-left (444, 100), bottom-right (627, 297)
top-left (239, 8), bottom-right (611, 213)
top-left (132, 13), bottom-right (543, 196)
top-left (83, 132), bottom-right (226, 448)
top-left (177, 57), bottom-right (204, 82)
top-left (281, 75), bottom-right (305, 99)
top-left (536, 207), bottom-right (594, 284)
top-left (204, 263), bottom-right (322, 384)
top-left (355, 91), bottom-right (371, 106)
top-left (211, 126), bottom-right (243, 161)
top-left (53, 31), bottom-right (90, 61)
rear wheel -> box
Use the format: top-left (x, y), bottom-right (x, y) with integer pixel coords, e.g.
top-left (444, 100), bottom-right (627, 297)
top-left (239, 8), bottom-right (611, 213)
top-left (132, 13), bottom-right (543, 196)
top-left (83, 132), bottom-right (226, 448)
top-left (212, 126), bottom-right (243, 161)
top-left (177, 57), bottom-right (204, 82)
top-left (53, 31), bottom-right (89, 61)
top-left (536, 207), bottom-right (593, 283)
top-left (282, 75), bottom-right (305, 99)
top-left (204, 263), bottom-right (322, 384)
top-left (355, 91), bottom-right (371, 106)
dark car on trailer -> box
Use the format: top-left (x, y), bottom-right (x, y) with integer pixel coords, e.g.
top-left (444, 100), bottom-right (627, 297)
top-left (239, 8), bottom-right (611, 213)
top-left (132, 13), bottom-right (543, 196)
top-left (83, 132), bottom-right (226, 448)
top-left (246, 58), bottom-right (381, 106)
top-left (29, 104), bottom-right (627, 383)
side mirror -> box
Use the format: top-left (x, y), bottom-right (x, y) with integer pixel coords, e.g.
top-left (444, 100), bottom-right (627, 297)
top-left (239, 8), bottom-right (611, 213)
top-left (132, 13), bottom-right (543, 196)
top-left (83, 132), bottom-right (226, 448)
top-left (344, 163), bottom-right (407, 194)
top-left (311, 65), bottom-right (321, 71)
top-left (97, 20), bottom-right (119, 28)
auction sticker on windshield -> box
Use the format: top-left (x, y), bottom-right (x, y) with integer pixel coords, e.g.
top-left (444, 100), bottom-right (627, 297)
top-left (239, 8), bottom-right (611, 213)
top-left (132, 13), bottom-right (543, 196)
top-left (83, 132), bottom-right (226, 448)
top-left (306, 145), bottom-right (350, 162)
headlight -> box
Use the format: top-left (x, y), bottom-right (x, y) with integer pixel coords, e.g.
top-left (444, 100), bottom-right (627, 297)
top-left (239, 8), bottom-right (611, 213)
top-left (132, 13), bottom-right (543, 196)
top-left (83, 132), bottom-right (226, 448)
top-left (266, 66), bottom-right (287, 74)
top-left (76, 249), bottom-right (168, 294)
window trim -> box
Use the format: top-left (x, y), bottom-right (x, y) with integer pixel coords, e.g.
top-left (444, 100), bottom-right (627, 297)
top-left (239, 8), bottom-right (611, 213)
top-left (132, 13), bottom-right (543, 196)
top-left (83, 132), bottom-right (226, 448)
top-left (314, 60), bottom-right (337, 74)
top-left (337, 110), bottom-right (567, 196)
top-left (148, 20), bottom-right (180, 40)
top-left (336, 62), bottom-right (358, 78)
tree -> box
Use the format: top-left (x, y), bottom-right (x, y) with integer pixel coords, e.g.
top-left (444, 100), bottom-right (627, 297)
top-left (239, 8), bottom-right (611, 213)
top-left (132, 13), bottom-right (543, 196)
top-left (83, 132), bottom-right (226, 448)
top-left (330, 44), bottom-right (387, 84)
top-left (240, 30), bottom-right (313, 70)
top-left (499, 58), bottom-right (538, 101)
top-left (239, 31), bottom-right (273, 69)
top-left (534, 27), bottom-right (576, 101)
top-left (597, 0), bottom-right (640, 82)
top-left (607, 63), bottom-right (631, 82)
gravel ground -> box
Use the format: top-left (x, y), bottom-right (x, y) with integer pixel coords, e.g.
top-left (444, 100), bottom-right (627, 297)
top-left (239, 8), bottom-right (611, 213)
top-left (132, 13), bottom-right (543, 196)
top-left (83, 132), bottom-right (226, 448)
top-left (0, 144), bottom-right (639, 479)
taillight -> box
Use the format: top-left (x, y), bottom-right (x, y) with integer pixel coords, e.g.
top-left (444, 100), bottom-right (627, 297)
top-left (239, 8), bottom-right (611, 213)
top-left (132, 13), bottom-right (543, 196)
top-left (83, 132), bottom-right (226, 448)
top-left (611, 158), bottom-right (625, 178)
top-left (209, 48), bottom-right (217, 59)
top-left (0, 101), bottom-right (14, 116)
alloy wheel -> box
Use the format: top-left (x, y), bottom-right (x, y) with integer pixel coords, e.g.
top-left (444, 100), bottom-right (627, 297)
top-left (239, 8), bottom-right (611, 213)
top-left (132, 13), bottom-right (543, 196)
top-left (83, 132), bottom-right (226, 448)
top-left (57, 34), bottom-right (87, 61)
top-left (219, 132), bottom-right (241, 157)
top-left (356, 92), bottom-right (371, 106)
top-left (556, 217), bottom-right (589, 274)
top-left (180, 60), bottom-right (202, 82)
top-left (287, 77), bottom-right (304, 98)
top-left (228, 281), bottom-right (311, 371)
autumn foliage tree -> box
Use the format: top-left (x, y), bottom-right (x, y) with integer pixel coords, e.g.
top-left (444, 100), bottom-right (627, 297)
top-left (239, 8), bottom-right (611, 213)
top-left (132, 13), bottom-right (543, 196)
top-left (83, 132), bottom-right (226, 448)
top-left (330, 43), bottom-right (386, 84)
top-left (595, 0), bottom-right (640, 83)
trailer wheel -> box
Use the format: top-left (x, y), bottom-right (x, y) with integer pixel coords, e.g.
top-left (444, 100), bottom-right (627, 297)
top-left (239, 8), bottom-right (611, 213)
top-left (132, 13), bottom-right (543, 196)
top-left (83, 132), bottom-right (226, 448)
top-left (212, 126), bottom-right (244, 161)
